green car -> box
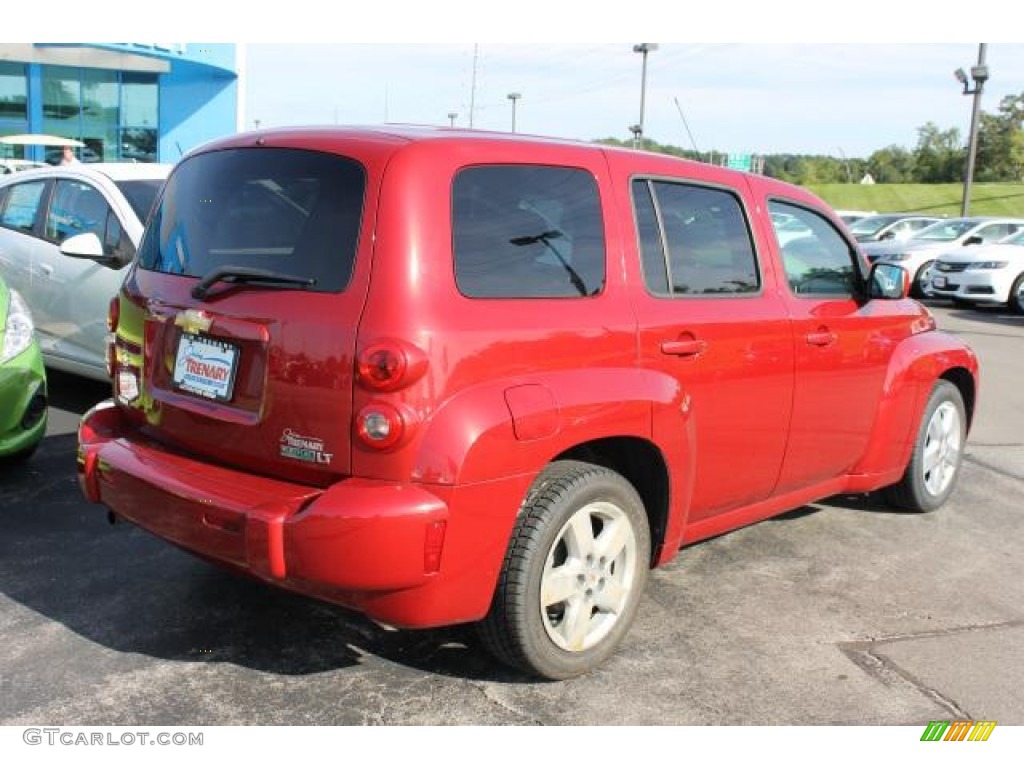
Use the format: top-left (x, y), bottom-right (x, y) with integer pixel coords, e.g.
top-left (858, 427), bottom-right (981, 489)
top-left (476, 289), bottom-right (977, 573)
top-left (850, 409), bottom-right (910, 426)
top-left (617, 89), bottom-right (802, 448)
top-left (0, 276), bottom-right (46, 460)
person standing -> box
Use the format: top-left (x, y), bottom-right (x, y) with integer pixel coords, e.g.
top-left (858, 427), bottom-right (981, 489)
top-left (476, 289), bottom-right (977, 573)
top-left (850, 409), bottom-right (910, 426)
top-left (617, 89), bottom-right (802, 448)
top-left (59, 145), bottom-right (79, 165)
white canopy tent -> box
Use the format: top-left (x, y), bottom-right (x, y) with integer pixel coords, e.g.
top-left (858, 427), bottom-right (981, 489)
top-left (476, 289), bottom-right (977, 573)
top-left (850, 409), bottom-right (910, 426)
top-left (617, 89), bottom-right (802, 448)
top-left (0, 134), bottom-right (85, 147)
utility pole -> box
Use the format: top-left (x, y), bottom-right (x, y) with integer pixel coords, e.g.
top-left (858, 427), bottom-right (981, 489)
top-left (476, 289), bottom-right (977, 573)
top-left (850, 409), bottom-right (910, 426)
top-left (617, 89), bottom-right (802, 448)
top-left (958, 44), bottom-right (989, 217)
top-left (507, 92), bottom-right (522, 133)
top-left (632, 43), bottom-right (658, 149)
top-left (469, 44), bottom-right (479, 129)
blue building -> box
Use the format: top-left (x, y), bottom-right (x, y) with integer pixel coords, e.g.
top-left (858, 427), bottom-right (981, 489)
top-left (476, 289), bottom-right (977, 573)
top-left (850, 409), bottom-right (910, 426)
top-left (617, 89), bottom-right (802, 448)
top-left (0, 43), bottom-right (239, 164)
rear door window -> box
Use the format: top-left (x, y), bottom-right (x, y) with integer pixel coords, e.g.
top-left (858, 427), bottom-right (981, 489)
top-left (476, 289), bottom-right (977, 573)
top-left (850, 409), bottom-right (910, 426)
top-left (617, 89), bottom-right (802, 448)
top-left (633, 179), bottom-right (760, 296)
top-left (45, 180), bottom-right (111, 244)
top-left (453, 165), bottom-right (605, 298)
top-left (138, 148), bottom-right (365, 293)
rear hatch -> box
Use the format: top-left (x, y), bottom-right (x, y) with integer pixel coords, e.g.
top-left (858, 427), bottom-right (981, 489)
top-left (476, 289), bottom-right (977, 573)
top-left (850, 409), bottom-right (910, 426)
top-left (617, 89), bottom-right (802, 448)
top-left (118, 145), bottom-right (372, 485)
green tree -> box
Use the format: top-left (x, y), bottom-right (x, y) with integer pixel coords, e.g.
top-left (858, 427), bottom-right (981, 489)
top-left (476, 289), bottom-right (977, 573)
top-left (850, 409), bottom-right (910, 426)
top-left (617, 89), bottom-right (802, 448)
top-left (866, 145), bottom-right (915, 183)
top-left (976, 92), bottom-right (1024, 181)
top-left (914, 122), bottom-right (963, 183)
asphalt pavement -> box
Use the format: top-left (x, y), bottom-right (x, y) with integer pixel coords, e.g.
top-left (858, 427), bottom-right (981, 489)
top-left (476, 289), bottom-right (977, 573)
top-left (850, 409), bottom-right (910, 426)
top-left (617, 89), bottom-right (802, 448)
top-left (1, 302), bottom-right (1022, 725)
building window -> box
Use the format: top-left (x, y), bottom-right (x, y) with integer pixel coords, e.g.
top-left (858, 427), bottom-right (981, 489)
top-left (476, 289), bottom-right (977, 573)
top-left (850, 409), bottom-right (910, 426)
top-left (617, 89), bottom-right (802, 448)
top-left (0, 62), bottom-right (29, 156)
top-left (0, 61), bottom-right (28, 120)
top-left (37, 66), bottom-right (159, 163)
top-left (121, 72), bottom-right (158, 163)
top-left (81, 68), bottom-right (118, 162)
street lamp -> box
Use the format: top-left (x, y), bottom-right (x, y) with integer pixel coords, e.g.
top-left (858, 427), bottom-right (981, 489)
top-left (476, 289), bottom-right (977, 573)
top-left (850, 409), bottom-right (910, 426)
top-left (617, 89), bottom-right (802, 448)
top-left (955, 44), bottom-right (989, 217)
top-left (507, 92), bottom-right (522, 133)
top-left (448, 112), bottom-right (458, 128)
top-left (632, 43), bottom-right (658, 148)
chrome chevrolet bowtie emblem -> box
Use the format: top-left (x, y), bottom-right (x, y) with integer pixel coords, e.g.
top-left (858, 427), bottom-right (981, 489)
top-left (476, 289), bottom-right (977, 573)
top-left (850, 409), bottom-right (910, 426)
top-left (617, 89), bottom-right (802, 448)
top-left (174, 309), bottom-right (212, 335)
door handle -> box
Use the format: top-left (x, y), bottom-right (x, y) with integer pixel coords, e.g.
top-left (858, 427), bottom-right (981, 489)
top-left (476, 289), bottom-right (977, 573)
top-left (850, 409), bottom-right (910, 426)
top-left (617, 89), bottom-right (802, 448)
top-left (805, 329), bottom-right (837, 347)
top-left (36, 264), bottom-right (54, 278)
top-left (661, 338), bottom-right (707, 357)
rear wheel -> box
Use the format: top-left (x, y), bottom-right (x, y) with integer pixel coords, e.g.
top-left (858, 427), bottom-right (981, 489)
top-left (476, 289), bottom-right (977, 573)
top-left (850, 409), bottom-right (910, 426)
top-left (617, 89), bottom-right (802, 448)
top-left (477, 461), bottom-right (650, 679)
top-left (1008, 273), bottom-right (1024, 315)
top-left (885, 380), bottom-right (966, 512)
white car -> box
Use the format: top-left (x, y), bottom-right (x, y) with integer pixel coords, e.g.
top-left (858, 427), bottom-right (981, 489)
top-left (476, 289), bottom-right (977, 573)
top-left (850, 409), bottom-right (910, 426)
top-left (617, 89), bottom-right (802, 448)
top-left (930, 229), bottom-right (1024, 313)
top-left (861, 217), bottom-right (1024, 298)
top-left (847, 213), bottom-right (942, 243)
top-left (0, 163), bottom-right (170, 380)
top-left (835, 209), bottom-right (875, 225)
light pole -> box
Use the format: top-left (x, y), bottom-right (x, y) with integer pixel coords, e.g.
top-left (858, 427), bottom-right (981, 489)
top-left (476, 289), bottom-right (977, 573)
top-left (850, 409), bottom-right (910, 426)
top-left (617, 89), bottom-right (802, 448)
top-left (632, 43), bottom-right (658, 148)
top-left (507, 92), bottom-right (522, 133)
top-left (955, 44), bottom-right (989, 217)
top-left (447, 112), bottom-right (458, 128)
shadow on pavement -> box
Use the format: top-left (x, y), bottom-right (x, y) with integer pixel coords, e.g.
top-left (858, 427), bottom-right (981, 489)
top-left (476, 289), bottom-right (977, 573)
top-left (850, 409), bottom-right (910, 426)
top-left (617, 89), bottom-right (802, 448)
top-left (0, 433), bottom-right (528, 684)
top-left (44, 369), bottom-right (112, 414)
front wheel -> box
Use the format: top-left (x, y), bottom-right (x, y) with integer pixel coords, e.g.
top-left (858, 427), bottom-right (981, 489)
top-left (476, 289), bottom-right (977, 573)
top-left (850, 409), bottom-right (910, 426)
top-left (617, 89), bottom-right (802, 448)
top-left (912, 260), bottom-right (935, 299)
top-left (1008, 273), bottom-right (1024, 315)
top-left (885, 380), bottom-right (966, 512)
top-left (477, 461), bottom-right (650, 679)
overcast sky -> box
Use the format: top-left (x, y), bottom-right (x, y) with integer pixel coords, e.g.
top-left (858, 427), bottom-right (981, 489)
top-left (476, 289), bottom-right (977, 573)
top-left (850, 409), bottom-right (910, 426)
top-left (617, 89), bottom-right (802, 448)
top-left (243, 42), bottom-right (1024, 158)
top-left (57, 0), bottom-right (1023, 160)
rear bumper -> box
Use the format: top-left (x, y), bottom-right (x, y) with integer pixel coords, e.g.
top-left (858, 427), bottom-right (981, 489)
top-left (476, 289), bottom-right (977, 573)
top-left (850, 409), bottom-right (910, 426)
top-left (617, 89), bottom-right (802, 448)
top-left (77, 401), bottom-right (518, 628)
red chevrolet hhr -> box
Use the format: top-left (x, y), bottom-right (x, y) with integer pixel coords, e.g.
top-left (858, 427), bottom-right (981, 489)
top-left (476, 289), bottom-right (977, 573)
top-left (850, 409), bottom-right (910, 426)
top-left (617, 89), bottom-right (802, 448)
top-left (78, 126), bottom-right (978, 678)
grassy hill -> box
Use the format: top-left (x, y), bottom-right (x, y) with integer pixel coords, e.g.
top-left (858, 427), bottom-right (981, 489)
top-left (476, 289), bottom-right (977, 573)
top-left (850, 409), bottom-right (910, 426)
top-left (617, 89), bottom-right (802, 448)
top-left (807, 183), bottom-right (1024, 217)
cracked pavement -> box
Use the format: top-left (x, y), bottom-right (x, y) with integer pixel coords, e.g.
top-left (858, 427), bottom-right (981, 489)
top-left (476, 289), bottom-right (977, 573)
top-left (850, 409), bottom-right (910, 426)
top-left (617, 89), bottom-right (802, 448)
top-left (1, 303), bottom-right (1022, 725)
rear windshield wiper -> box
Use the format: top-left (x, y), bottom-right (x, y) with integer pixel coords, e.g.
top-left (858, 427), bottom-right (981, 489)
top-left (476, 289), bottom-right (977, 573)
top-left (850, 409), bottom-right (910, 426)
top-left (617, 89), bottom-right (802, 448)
top-left (191, 266), bottom-right (317, 300)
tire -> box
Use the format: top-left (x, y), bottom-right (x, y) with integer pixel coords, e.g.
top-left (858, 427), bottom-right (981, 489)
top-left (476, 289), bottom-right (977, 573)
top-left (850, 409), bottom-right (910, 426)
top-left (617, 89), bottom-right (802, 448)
top-left (911, 260), bottom-right (935, 299)
top-left (885, 380), bottom-right (966, 512)
top-left (1008, 273), bottom-right (1024, 315)
top-left (477, 460), bottom-right (651, 679)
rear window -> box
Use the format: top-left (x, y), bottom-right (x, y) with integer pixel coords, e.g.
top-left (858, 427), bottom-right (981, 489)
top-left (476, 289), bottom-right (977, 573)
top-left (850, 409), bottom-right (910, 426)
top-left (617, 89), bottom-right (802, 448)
top-left (138, 148), bottom-right (365, 293)
top-left (453, 165), bottom-right (605, 298)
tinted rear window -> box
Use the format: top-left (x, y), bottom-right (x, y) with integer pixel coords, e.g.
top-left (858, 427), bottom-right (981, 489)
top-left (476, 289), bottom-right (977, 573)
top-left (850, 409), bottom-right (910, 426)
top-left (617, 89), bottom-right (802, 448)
top-left (138, 148), bottom-right (365, 293)
top-left (115, 179), bottom-right (163, 222)
top-left (453, 165), bottom-right (605, 298)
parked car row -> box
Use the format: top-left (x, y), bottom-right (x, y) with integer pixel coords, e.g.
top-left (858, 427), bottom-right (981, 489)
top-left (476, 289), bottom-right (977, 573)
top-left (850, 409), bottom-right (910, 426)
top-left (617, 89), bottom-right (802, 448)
top-left (859, 216), bottom-right (1024, 299)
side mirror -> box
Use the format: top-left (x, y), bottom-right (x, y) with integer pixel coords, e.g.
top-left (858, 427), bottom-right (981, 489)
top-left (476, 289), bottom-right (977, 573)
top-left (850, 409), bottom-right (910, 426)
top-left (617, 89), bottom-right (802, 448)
top-left (963, 235), bottom-right (983, 246)
top-left (868, 262), bottom-right (909, 300)
top-left (59, 232), bottom-right (129, 269)
top-left (880, 230), bottom-right (896, 241)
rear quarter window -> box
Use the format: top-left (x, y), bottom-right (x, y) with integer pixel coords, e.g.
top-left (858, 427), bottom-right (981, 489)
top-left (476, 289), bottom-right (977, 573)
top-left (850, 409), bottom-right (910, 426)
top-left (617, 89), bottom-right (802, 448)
top-left (453, 165), bottom-right (605, 298)
top-left (138, 148), bottom-right (365, 293)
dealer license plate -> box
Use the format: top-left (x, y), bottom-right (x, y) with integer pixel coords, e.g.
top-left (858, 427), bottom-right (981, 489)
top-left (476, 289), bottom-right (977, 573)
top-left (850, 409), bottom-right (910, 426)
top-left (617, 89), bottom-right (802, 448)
top-left (172, 332), bottom-right (239, 402)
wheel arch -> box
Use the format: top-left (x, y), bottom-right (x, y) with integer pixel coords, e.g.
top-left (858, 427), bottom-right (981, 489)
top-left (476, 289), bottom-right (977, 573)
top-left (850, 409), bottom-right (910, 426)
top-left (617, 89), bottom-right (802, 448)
top-left (940, 366), bottom-right (976, 435)
top-left (554, 436), bottom-right (670, 567)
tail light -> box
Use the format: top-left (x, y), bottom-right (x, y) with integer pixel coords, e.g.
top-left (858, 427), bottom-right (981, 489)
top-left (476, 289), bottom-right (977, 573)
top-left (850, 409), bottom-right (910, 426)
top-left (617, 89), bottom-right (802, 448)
top-left (107, 296), bottom-right (120, 332)
top-left (356, 340), bottom-right (427, 392)
top-left (355, 403), bottom-right (407, 450)
top-left (105, 296), bottom-right (119, 379)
